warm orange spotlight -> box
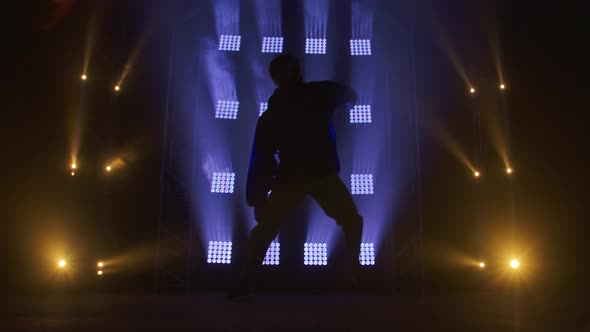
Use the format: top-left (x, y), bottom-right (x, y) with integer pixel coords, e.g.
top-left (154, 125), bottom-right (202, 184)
top-left (510, 259), bottom-right (520, 269)
top-left (474, 171), bottom-right (480, 178)
top-left (97, 262), bottom-right (104, 268)
top-left (114, 85), bottom-right (120, 92)
top-left (500, 83), bottom-right (506, 90)
top-left (106, 165), bottom-right (112, 172)
top-left (58, 259), bottom-right (66, 268)
top-left (506, 167), bottom-right (513, 175)
top-left (71, 171), bottom-right (75, 176)
top-left (71, 163), bottom-right (77, 170)
top-left (81, 74), bottom-right (87, 81)
top-left (469, 88), bottom-right (476, 94)
top-left (97, 270), bottom-right (103, 276)
top-left (479, 262), bottom-right (485, 269)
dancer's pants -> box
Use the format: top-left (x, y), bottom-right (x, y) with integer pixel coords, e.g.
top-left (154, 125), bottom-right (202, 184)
top-left (243, 174), bottom-right (363, 281)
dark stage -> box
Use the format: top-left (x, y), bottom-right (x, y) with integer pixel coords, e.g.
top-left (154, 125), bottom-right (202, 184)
top-left (2, 291), bottom-right (586, 331)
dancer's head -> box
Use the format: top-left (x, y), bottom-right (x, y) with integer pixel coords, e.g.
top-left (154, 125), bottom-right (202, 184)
top-left (269, 55), bottom-right (303, 90)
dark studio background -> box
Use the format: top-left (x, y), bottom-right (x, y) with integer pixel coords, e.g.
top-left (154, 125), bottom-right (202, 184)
top-left (1, 0), bottom-right (588, 295)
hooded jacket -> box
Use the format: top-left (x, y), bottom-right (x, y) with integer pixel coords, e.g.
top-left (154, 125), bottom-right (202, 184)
top-left (246, 81), bottom-right (356, 207)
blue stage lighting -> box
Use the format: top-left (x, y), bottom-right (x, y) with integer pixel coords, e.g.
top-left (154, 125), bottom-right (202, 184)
top-left (207, 241), bottom-right (233, 264)
top-left (215, 100), bottom-right (239, 120)
top-left (360, 243), bottom-right (375, 265)
top-left (210, 172), bottom-right (235, 194)
top-left (350, 105), bottom-right (372, 123)
top-left (261, 37), bottom-right (284, 53)
top-left (303, 243), bottom-right (328, 266)
top-left (262, 242), bottom-right (280, 265)
top-left (350, 39), bottom-right (372, 56)
top-left (305, 38), bottom-right (327, 54)
top-left (351, 174), bottom-right (374, 195)
top-left (218, 35), bottom-right (241, 51)
top-left (259, 102), bottom-right (268, 116)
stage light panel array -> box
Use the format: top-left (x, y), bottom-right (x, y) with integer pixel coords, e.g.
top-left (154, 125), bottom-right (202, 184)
top-left (305, 38), bottom-right (327, 54)
top-left (350, 39), bottom-right (372, 56)
top-left (210, 172), bottom-right (235, 194)
top-left (262, 37), bottom-right (284, 53)
top-left (259, 102), bottom-right (268, 116)
top-left (360, 243), bottom-right (375, 265)
top-left (218, 35), bottom-right (242, 51)
top-left (215, 100), bottom-right (239, 120)
top-left (304, 243), bottom-right (327, 266)
top-left (350, 105), bottom-right (372, 123)
top-left (207, 241), bottom-right (232, 264)
top-left (262, 242), bottom-right (281, 265)
top-left (351, 174), bottom-right (374, 195)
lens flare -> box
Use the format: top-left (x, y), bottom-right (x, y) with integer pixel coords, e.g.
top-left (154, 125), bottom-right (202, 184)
top-left (510, 259), bottom-right (520, 269)
top-left (58, 260), bottom-right (66, 268)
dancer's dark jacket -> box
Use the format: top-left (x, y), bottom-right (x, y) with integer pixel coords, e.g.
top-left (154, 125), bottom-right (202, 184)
top-left (246, 81), bottom-right (357, 207)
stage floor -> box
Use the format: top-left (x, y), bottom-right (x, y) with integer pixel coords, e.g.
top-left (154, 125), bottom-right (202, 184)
top-left (1, 292), bottom-right (586, 331)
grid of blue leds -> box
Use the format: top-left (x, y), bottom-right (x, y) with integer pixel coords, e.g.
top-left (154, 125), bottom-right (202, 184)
top-left (211, 26), bottom-right (378, 267)
top-left (262, 242), bottom-right (281, 265)
top-left (210, 172), bottom-right (236, 194)
top-left (218, 35), bottom-right (242, 51)
top-left (261, 37), bottom-right (284, 53)
top-left (351, 174), bottom-right (374, 195)
top-left (259, 102), bottom-right (268, 116)
top-left (360, 243), bottom-right (375, 265)
top-left (304, 243), bottom-right (328, 265)
top-left (207, 241), bottom-right (232, 264)
top-left (305, 38), bottom-right (327, 54)
top-left (350, 39), bottom-right (372, 56)
top-left (350, 105), bottom-right (372, 123)
top-left (215, 100), bottom-right (239, 120)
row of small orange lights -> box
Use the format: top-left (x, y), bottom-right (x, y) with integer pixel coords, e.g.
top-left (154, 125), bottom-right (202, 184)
top-left (472, 167), bottom-right (513, 179)
top-left (469, 83), bottom-right (506, 95)
top-left (57, 259), bottom-right (106, 276)
top-left (477, 258), bottom-right (520, 270)
top-left (80, 74), bottom-right (121, 93)
top-left (69, 162), bottom-right (114, 176)
top-left (56, 258), bottom-right (521, 274)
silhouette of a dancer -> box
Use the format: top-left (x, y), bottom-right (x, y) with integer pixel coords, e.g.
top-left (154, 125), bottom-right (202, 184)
top-left (229, 55), bottom-right (363, 300)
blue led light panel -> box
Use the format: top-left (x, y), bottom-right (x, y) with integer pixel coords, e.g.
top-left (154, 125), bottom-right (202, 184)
top-left (207, 241), bottom-right (232, 264)
top-left (360, 243), bottom-right (375, 265)
top-left (350, 39), bottom-right (372, 56)
top-left (305, 38), bottom-right (327, 54)
top-left (262, 242), bottom-right (281, 265)
top-left (350, 105), bottom-right (372, 123)
top-left (218, 35), bottom-right (242, 51)
top-left (304, 243), bottom-right (328, 266)
top-left (262, 37), bottom-right (284, 53)
top-left (210, 172), bottom-right (235, 194)
top-left (351, 174), bottom-right (374, 195)
top-left (215, 100), bottom-right (239, 120)
top-left (259, 102), bottom-right (268, 116)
